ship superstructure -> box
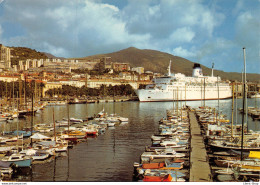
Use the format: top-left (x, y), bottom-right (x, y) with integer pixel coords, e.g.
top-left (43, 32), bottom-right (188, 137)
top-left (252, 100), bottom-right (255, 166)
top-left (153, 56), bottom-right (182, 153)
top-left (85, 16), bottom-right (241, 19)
top-left (135, 61), bottom-right (232, 102)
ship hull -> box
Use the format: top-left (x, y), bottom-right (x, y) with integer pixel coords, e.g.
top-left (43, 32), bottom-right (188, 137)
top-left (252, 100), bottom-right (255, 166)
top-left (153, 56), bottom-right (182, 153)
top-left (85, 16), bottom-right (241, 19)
top-left (135, 87), bottom-right (232, 102)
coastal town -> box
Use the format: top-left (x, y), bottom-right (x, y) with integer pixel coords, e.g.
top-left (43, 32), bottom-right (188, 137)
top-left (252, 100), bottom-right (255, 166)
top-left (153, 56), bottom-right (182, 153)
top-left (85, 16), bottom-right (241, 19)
top-left (0, 44), bottom-right (155, 99)
top-left (0, 42), bottom-right (260, 182)
top-left (0, 0), bottom-right (259, 183)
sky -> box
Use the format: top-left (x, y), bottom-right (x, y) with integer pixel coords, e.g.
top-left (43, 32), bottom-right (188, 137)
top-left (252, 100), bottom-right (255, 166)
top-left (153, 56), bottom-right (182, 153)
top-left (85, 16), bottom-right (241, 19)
top-left (0, 0), bottom-right (259, 73)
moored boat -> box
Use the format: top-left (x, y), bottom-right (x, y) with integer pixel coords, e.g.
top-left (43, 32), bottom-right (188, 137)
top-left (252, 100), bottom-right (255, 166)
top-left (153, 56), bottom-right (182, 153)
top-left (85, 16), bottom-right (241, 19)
top-left (1, 154), bottom-right (32, 168)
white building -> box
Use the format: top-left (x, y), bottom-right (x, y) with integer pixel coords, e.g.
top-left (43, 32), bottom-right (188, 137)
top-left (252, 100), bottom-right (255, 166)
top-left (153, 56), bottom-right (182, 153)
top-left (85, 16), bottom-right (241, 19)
top-left (59, 80), bottom-right (85, 88)
top-left (86, 78), bottom-right (139, 89)
top-left (131, 67), bottom-right (144, 74)
top-left (0, 75), bottom-right (19, 82)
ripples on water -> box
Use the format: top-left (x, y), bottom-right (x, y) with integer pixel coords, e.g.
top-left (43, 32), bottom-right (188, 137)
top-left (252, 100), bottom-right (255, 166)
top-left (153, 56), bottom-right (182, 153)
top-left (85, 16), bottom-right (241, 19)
top-left (5, 99), bottom-right (260, 181)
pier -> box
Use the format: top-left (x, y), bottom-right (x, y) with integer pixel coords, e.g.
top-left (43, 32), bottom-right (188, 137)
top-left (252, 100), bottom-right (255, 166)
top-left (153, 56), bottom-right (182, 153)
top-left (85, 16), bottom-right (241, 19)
top-left (189, 111), bottom-right (212, 182)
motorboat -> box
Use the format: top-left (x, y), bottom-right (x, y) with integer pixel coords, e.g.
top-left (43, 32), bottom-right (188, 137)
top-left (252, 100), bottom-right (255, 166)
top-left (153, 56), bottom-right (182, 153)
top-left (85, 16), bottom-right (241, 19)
top-left (1, 153), bottom-right (32, 168)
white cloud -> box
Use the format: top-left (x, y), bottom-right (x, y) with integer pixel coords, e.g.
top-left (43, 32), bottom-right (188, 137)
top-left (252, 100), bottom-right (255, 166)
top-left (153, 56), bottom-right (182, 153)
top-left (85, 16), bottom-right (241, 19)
top-left (234, 10), bottom-right (260, 71)
top-left (172, 46), bottom-right (195, 58)
top-left (0, 0), bottom-right (259, 73)
top-left (232, 0), bottom-right (244, 15)
top-left (235, 11), bottom-right (260, 46)
top-left (170, 27), bottom-right (195, 43)
top-left (1, 0), bottom-right (224, 58)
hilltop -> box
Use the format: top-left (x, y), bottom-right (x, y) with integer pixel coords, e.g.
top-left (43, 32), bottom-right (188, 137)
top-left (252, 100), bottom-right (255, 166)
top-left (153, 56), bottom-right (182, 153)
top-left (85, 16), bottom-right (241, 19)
top-left (10, 47), bottom-right (48, 66)
top-left (76, 47), bottom-right (260, 82)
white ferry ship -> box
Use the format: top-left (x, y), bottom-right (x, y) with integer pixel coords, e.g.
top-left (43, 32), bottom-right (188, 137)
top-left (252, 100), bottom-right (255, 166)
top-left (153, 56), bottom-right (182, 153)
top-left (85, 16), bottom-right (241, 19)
top-left (135, 61), bottom-right (232, 102)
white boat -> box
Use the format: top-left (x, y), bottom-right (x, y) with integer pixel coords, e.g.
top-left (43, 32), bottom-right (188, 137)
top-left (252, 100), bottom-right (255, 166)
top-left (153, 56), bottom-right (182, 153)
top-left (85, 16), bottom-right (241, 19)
top-left (135, 61), bottom-right (232, 102)
top-left (55, 120), bottom-right (71, 127)
top-left (32, 151), bottom-right (50, 161)
top-left (118, 117), bottom-right (129, 123)
top-left (107, 121), bottom-right (116, 127)
top-left (250, 94), bottom-right (260, 98)
top-left (78, 126), bottom-right (98, 136)
top-left (141, 149), bottom-right (186, 163)
top-left (63, 118), bottom-right (83, 123)
top-left (19, 149), bottom-right (50, 161)
top-left (1, 154), bottom-right (32, 167)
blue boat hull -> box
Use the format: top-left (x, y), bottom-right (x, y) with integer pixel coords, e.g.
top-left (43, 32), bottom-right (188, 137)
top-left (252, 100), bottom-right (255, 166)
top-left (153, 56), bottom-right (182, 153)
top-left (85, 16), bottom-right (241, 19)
top-left (6, 159), bottom-right (32, 167)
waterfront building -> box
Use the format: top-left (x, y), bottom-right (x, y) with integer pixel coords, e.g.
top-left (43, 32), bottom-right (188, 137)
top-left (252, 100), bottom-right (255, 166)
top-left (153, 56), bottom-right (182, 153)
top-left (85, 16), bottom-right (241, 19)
top-left (59, 79), bottom-right (85, 88)
top-left (42, 81), bottom-right (62, 97)
top-left (86, 78), bottom-right (139, 89)
top-left (0, 75), bottom-right (19, 82)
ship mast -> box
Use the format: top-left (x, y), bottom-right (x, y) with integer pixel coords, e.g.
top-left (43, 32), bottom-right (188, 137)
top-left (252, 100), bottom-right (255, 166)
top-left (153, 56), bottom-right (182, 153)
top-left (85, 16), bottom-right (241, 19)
top-left (211, 63), bottom-right (214, 77)
top-left (167, 60), bottom-right (172, 76)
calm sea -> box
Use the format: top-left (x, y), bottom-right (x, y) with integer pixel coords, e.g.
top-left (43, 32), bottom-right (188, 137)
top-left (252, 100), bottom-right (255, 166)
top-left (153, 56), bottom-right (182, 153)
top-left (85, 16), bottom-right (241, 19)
top-left (4, 98), bottom-right (260, 181)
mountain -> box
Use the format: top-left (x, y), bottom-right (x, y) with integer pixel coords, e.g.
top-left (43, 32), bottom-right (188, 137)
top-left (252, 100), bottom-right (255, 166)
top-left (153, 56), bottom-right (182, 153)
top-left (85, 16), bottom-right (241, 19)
top-left (76, 47), bottom-right (260, 82)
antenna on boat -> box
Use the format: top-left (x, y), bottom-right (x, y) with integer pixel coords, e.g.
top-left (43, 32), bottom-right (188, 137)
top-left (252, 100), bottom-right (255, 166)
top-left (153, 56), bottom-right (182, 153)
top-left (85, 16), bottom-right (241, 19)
top-left (211, 62), bottom-right (214, 77)
top-left (167, 60), bottom-right (172, 76)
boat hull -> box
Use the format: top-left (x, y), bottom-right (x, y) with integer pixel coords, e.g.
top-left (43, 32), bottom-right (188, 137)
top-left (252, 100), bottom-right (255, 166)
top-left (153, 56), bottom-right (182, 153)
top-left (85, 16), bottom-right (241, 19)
top-left (135, 87), bottom-right (232, 102)
top-left (4, 159), bottom-right (32, 168)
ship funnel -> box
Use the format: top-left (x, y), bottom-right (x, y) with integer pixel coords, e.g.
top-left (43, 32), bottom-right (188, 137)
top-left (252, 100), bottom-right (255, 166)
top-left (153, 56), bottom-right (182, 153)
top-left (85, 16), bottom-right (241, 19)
top-left (192, 63), bottom-right (203, 77)
top-left (167, 60), bottom-right (172, 76)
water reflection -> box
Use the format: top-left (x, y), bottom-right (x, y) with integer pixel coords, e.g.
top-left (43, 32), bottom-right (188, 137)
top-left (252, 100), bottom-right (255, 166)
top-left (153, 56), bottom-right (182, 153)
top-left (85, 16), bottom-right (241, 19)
top-left (5, 99), bottom-right (259, 181)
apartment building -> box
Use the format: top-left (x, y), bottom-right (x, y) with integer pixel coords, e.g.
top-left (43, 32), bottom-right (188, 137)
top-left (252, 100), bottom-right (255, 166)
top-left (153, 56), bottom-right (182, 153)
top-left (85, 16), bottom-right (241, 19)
top-left (112, 62), bottom-right (130, 71)
top-left (0, 44), bottom-right (11, 69)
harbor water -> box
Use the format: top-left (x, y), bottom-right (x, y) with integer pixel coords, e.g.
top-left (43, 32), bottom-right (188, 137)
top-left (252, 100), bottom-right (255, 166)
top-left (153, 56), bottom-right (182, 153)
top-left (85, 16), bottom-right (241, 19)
top-left (3, 98), bottom-right (260, 181)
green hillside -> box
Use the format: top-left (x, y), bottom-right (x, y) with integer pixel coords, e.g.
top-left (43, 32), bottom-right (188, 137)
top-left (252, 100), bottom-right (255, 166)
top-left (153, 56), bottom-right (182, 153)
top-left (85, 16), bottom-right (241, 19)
top-left (10, 47), bottom-right (48, 66)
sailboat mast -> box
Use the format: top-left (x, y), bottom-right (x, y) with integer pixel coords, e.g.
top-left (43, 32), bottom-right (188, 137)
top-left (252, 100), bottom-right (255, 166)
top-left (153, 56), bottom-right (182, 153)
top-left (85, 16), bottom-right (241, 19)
top-left (217, 76), bottom-right (220, 124)
top-left (53, 107), bottom-right (56, 142)
top-left (185, 84), bottom-right (186, 107)
top-left (235, 83), bottom-right (238, 126)
top-left (67, 96), bottom-right (70, 135)
top-left (201, 79), bottom-right (203, 107)
top-left (30, 91), bottom-right (34, 147)
top-left (203, 78), bottom-right (206, 107)
top-left (24, 74), bottom-right (27, 111)
top-left (172, 89), bottom-right (175, 113)
top-left (241, 47), bottom-right (247, 161)
top-left (231, 83), bottom-right (234, 137)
